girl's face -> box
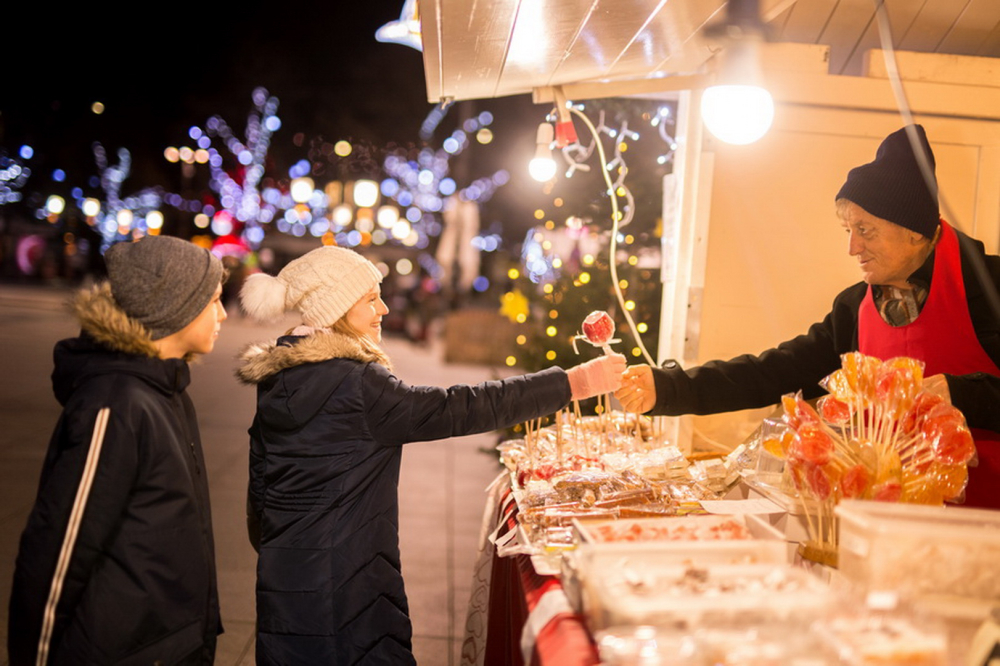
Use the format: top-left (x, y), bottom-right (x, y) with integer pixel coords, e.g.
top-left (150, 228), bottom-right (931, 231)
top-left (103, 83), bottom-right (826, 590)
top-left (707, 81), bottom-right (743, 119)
top-left (346, 286), bottom-right (389, 343)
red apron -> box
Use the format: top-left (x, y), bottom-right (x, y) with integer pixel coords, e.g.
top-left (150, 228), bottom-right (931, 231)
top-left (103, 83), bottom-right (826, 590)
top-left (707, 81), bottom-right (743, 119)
top-left (859, 219), bottom-right (1000, 509)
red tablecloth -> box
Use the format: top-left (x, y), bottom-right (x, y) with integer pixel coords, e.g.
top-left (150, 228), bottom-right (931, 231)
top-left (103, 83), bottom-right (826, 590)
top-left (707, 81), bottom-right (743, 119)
top-left (474, 480), bottom-right (600, 666)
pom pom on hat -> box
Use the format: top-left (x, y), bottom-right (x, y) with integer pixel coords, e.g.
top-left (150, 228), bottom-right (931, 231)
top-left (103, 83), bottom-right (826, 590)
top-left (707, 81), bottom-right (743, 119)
top-left (240, 246), bottom-right (383, 328)
top-left (836, 125), bottom-right (940, 238)
top-left (240, 273), bottom-right (289, 323)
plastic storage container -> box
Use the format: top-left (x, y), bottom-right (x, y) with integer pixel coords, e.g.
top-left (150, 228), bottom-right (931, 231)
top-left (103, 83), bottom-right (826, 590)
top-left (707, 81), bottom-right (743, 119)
top-left (581, 562), bottom-right (832, 632)
top-left (573, 512), bottom-right (784, 545)
top-left (835, 499), bottom-right (1000, 617)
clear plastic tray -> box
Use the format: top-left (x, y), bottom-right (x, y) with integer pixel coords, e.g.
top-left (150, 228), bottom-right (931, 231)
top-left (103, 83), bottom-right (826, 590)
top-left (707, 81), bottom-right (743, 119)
top-left (835, 499), bottom-right (1000, 617)
top-left (582, 562), bottom-right (831, 632)
top-left (572, 512), bottom-right (784, 545)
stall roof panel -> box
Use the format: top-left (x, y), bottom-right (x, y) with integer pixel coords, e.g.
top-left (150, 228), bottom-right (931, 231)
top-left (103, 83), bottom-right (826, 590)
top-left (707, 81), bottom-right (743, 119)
top-left (421, 0), bottom-right (1000, 102)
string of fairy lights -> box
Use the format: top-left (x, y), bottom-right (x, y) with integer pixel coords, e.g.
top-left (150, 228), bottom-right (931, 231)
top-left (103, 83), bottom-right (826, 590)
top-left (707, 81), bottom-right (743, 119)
top-left (499, 100), bottom-right (678, 370)
top-left (16, 87), bottom-right (510, 272)
top-left (0, 149), bottom-right (31, 205)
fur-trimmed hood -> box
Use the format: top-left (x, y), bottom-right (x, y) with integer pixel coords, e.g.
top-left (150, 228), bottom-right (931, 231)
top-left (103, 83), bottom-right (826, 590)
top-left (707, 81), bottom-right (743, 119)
top-left (236, 329), bottom-right (388, 385)
top-left (51, 283), bottom-right (190, 407)
top-left (72, 282), bottom-right (161, 358)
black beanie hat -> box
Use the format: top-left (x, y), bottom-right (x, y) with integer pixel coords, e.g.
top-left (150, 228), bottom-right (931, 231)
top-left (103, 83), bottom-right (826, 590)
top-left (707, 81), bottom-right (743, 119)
top-left (835, 125), bottom-right (939, 238)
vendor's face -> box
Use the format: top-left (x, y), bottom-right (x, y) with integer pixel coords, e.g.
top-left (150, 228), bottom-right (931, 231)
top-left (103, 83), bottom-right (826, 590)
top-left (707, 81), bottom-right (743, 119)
top-left (839, 202), bottom-right (931, 289)
top-left (346, 286), bottom-right (389, 343)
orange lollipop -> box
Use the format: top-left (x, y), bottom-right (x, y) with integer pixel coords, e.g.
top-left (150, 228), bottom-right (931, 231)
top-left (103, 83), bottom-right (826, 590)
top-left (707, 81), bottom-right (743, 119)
top-left (901, 472), bottom-right (944, 505)
top-left (818, 395), bottom-right (852, 425)
top-left (872, 480), bottom-right (903, 502)
top-left (805, 463), bottom-right (834, 500)
top-left (841, 352), bottom-right (866, 393)
top-left (876, 450), bottom-right (903, 489)
top-left (929, 462), bottom-right (969, 501)
top-left (820, 369), bottom-right (854, 402)
top-left (884, 358), bottom-right (925, 415)
top-left (841, 463), bottom-right (871, 499)
top-left (901, 392), bottom-right (946, 434)
top-left (789, 423), bottom-right (834, 466)
top-left (932, 425), bottom-right (976, 466)
top-left (762, 429), bottom-right (793, 459)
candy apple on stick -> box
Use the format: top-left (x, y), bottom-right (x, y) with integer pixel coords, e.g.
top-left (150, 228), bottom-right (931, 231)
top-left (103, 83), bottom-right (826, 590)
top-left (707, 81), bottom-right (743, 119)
top-left (579, 310), bottom-right (620, 355)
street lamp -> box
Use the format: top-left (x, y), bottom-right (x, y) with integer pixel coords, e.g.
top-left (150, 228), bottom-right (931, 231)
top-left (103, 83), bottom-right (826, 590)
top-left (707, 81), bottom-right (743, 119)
top-left (353, 180), bottom-right (379, 208)
top-left (45, 195), bottom-right (65, 218)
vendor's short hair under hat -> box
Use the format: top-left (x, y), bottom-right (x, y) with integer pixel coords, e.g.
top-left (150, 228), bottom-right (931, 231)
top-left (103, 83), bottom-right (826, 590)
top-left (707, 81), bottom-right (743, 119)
top-left (104, 235), bottom-right (224, 340)
top-left (240, 246), bottom-right (383, 328)
top-left (836, 125), bottom-right (940, 238)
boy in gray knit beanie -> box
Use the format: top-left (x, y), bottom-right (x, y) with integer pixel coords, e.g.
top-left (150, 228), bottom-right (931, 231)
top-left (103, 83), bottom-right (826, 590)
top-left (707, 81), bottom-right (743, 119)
top-left (9, 233), bottom-right (227, 666)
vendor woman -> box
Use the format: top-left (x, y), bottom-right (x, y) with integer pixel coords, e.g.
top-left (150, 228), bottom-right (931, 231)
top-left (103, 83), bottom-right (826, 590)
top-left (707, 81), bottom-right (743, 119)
top-left (616, 125), bottom-right (1000, 509)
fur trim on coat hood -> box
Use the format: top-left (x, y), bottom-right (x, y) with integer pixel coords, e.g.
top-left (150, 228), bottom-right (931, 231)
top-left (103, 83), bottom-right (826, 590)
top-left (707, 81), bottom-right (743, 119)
top-left (72, 282), bottom-right (161, 358)
top-left (236, 330), bottom-right (388, 385)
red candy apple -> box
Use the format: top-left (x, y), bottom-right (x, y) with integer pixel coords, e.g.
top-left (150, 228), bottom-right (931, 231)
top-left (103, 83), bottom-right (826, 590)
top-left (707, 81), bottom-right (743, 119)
top-left (581, 310), bottom-right (615, 347)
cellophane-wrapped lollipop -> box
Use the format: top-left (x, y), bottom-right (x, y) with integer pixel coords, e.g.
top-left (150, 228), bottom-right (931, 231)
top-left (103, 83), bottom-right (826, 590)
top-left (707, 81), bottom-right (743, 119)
top-left (777, 353), bottom-right (973, 508)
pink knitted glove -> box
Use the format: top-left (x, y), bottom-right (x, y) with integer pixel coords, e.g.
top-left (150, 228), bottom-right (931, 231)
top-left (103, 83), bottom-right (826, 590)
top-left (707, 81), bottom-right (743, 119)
top-left (566, 353), bottom-right (627, 401)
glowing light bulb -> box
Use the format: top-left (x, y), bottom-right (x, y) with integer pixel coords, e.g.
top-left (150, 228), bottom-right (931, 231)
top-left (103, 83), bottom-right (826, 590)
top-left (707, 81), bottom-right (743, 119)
top-left (528, 122), bottom-right (557, 182)
top-left (701, 85), bottom-right (774, 145)
top-left (700, 35), bottom-right (774, 145)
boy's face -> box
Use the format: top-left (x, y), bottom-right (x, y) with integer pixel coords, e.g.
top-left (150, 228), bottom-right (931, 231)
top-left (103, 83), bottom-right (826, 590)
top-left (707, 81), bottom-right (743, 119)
top-left (158, 284), bottom-right (227, 358)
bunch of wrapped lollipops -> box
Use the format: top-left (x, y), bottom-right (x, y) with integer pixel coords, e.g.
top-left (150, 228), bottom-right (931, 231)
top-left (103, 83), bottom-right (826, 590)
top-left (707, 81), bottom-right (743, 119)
top-left (766, 352), bottom-right (975, 507)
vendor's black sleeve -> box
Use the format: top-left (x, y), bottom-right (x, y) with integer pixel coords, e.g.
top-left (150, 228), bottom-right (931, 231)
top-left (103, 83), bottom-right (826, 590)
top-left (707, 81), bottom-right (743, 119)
top-left (648, 285), bottom-right (866, 416)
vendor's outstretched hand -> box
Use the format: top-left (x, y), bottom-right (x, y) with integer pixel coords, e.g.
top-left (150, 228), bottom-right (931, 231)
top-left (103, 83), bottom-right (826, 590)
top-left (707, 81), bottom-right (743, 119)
top-left (566, 353), bottom-right (627, 401)
top-left (615, 364), bottom-right (657, 414)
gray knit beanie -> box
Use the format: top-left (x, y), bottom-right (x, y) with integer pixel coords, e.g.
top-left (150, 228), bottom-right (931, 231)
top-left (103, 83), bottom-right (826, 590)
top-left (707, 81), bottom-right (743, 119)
top-left (105, 235), bottom-right (224, 340)
top-left (240, 245), bottom-right (383, 327)
top-left (836, 125), bottom-right (940, 238)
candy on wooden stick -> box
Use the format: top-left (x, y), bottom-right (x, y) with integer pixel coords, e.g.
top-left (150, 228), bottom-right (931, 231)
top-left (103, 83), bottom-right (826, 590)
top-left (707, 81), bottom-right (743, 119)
top-left (577, 310), bottom-right (620, 355)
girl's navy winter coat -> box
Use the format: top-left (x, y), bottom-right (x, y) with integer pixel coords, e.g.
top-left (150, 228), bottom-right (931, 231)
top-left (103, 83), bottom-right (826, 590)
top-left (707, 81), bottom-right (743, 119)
top-left (237, 330), bottom-right (570, 665)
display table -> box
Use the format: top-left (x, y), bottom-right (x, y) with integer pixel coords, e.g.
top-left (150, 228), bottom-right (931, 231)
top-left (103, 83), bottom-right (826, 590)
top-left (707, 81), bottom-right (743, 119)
top-left (462, 474), bottom-right (599, 666)
top-left (459, 473), bottom-right (992, 666)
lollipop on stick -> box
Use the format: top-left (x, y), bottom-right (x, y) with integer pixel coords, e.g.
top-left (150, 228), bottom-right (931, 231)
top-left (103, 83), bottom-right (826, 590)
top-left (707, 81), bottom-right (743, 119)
top-left (578, 310), bottom-right (620, 355)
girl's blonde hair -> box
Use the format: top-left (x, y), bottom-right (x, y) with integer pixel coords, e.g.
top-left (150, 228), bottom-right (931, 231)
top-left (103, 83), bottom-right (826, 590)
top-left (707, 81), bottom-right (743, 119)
top-left (329, 317), bottom-right (393, 370)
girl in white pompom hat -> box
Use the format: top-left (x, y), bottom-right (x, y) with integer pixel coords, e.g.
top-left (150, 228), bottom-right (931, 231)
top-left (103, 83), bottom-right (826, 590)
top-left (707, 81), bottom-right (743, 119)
top-left (237, 245), bottom-right (623, 665)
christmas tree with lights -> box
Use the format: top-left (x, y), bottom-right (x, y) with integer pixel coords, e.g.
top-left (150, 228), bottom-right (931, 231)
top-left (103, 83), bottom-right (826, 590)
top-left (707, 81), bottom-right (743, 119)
top-left (500, 98), bottom-right (676, 377)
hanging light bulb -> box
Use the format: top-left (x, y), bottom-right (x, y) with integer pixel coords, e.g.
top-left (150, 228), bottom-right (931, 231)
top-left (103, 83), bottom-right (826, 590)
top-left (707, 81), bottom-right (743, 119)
top-left (700, 0), bottom-right (774, 145)
top-left (528, 122), bottom-right (557, 182)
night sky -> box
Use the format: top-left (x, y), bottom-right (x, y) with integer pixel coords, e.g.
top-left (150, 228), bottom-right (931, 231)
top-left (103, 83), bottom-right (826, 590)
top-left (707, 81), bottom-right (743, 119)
top-left (2, 1), bottom-right (543, 230)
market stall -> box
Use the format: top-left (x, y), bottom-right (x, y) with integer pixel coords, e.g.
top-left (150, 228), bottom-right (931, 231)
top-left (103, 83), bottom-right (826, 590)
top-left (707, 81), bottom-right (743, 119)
top-left (415, 3), bottom-right (1000, 663)
top-left (459, 350), bottom-right (1000, 666)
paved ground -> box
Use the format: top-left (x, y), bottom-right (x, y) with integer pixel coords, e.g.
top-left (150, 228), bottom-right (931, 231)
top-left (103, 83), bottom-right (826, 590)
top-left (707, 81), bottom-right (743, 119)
top-left (0, 283), bottom-right (512, 666)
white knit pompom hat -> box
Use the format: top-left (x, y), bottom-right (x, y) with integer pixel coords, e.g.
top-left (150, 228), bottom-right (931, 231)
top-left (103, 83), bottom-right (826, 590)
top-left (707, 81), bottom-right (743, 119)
top-left (240, 246), bottom-right (383, 327)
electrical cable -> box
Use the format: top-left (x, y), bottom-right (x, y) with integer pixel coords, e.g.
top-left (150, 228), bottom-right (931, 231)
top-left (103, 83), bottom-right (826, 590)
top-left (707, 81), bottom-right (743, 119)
top-left (568, 106), bottom-right (657, 366)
